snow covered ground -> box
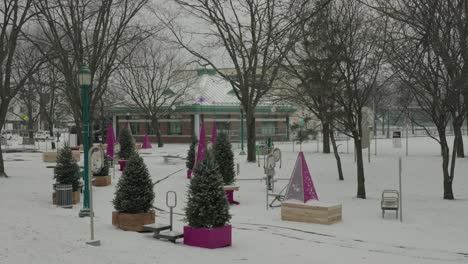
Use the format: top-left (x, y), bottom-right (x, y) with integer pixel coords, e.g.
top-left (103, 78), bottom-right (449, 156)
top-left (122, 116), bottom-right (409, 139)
top-left (1, 136), bottom-right (467, 264)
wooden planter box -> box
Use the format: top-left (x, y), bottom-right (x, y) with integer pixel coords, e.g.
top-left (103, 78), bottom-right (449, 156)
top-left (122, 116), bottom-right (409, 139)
top-left (183, 225), bottom-right (232, 249)
top-left (52, 191), bottom-right (80, 205)
top-left (281, 201), bottom-right (342, 225)
top-left (93, 176), bottom-right (111, 186)
top-left (112, 210), bottom-right (155, 232)
top-left (43, 151), bottom-right (80, 163)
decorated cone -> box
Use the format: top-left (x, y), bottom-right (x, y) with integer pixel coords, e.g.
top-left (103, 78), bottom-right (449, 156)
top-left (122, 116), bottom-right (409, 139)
top-left (142, 134), bottom-right (152, 149)
top-left (106, 122), bottom-right (116, 159)
top-left (284, 152), bottom-right (318, 203)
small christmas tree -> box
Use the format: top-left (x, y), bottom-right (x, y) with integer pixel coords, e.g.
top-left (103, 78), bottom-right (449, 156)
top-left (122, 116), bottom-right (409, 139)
top-left (185, 151), bottom-right (231, 228)
top-left (213, 132), bottom-right (235, 185)
top-left (113, 153), bottom-right (155, 213)
top-left (118, 127), bottom-right (135, 160)
top-left (93, 157), bottom-right (109, 176)
top-left (54, 145), bottom-right (80, 191)
top-left (186, 138), bottom-right (198, 170)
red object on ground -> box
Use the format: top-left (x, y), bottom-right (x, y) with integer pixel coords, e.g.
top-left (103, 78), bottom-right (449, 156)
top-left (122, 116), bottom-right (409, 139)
top-left (70, 146), bottom-right (80, 151)
top-left (118, 160), bottom-right (128, 171)
top-left (183, 225), bottom-right (232, 249)
top-left (187, 169), bottom-right (192, 179)
top-left (225, 190), bottom-right (239, 205)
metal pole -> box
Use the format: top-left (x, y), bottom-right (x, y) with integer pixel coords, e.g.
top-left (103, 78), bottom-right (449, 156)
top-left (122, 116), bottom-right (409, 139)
top-left (399, 157), bottom-right (402, 223)
top-left (368, 145), bottom-right (371, 163)
top-left (86, 146), bottom-right (101, 246)
top-left (170, 207), bottom-right (173, 231)
top-left (406, 120), bottom-right (409, 156)
top-left (240, 109), bottom-right (245, 155)
top-left (266, 176), bottom-right (269, 210)
top-left (374, 100), bottom-right (377, 156)
top-left (79, 82), bottom-right (90, 217)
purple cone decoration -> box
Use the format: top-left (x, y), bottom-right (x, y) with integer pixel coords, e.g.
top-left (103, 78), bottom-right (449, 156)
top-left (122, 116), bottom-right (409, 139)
top-left (106, 122), bottom-right (115, 159)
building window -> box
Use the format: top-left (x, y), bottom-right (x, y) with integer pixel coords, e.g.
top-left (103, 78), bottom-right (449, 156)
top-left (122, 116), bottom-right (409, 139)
top-left (169, 121), bottom-right (182, 135)
top-left (262, 122), bottom-right (276, 135)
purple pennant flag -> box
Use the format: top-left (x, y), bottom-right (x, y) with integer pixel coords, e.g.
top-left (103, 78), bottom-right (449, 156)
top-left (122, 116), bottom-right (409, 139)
top-left (142, 133), bottom-right (152, 149)
top-left (106, 122), bottom-right (115, 159)
top-left (300, 152), bottom-right (319, 202)
top-left (195, 122), bottom-right (206, 168)
top-left (211, 121), bottom-right (217, 145)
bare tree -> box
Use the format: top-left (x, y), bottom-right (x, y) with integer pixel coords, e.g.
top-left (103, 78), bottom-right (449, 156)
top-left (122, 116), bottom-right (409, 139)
top-left (328, 0), bottom-right (388, 198)
top-left (372, 0), bottom-right (466, 199)
top-left (16, 81), bottom-right (39, 140)
top-left (0, 0), bottom-right (41, 177)
top-left (117, 41), bottom-right (192, 147)
top-left (163, 0), bottom-right (326, 162)
top-left (279, 1), bottom-right (344, 180)
top-left (371, 0), bottom-right (468, 159)
top-left (32, 62), bottom-right (63, 149)
top-left (31, 0), bottom-right (151, 145)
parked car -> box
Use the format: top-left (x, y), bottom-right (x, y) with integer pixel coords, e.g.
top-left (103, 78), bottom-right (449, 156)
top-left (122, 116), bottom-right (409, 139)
top-left (0, 131), bottom-right (13, 140)
top-left (34, 131), bottom-right (51, 141)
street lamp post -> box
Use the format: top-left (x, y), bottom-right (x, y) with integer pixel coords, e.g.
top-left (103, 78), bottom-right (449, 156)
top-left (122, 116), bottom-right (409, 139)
top-left (79, 66), bottom-right (92, 218)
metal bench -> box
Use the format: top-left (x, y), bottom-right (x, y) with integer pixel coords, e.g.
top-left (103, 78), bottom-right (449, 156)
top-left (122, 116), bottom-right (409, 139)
top-left (145, 191), bottom-right (184, 243)
top-left (381, 189), bottom-right (399, 219)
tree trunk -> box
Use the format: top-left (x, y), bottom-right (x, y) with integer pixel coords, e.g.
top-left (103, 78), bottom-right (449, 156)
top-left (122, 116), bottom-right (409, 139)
top-left (150, 117), bottom-right (163, 147)
top-left (322, 121), bottom-right (331, 153)
top-left (439, 133), bottom-right (454, 199)
top-left (330, 129), bottom-right (344, 181)
top-left (27, 108), bottom-right (34, 139)
top-left (0, 143), bottom-right (6, 177)
top-left (353, 133), bottom-right (366, 198)
top-left (74, 119), bottom-right (83, 147)
top-left (246, 111), bottom-right (256, 162)
top-left (100, 99), bottom-right (105, 143)
top-left (0, 105), bottom-right (9, 177)
top-left (48, 124), bottom-right (55, 150)
top-left (453, 122), bottom-right (464, 158)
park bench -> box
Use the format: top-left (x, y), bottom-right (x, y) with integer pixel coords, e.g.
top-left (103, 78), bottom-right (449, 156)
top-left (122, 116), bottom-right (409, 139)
top-left (143, 223), bottom-right (184, 243)
top-left (162, 155), bottom-right (185, 164)
top-left (381, 189), bottom-right (399, 219)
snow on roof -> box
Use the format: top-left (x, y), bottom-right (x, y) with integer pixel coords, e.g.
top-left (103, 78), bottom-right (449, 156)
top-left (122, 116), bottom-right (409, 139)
top-left (185, 73), bottom-right (239, 106)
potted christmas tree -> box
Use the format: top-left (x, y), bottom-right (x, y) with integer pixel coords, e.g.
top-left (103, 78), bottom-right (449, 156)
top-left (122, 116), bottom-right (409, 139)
top-left (117, 127), bottom-right (134, 171)
top-left (213, 132), bottom-right (239, 205)
top-left (93, 157), bottom-right (111, 186)
top-left (184, 151), bottom-right (232, 249)
top-left (53, 145), bottom-right (81, 205)
top-left (186, 138), bottom-right (197, 179)
top-left (112, 153), bottom-right (155, 231)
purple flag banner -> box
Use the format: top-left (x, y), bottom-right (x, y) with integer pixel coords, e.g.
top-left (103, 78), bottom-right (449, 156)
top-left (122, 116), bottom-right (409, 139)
top-left (106, 122), bottom-right (115, 159)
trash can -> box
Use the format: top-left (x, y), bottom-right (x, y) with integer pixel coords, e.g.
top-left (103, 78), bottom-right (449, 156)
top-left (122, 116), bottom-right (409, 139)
top-left (56, 184), bottom-right (73, 206)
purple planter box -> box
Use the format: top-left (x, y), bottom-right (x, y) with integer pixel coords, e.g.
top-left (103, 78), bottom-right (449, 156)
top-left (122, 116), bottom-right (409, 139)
top-left (225, 190), bottom-right (239, 205)
top-left (183, 225), bottom-right (232, 249)
top-left (187, 169), bottom-right (192, 179)
top-left (118, 160), bottom-right (128, 171)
